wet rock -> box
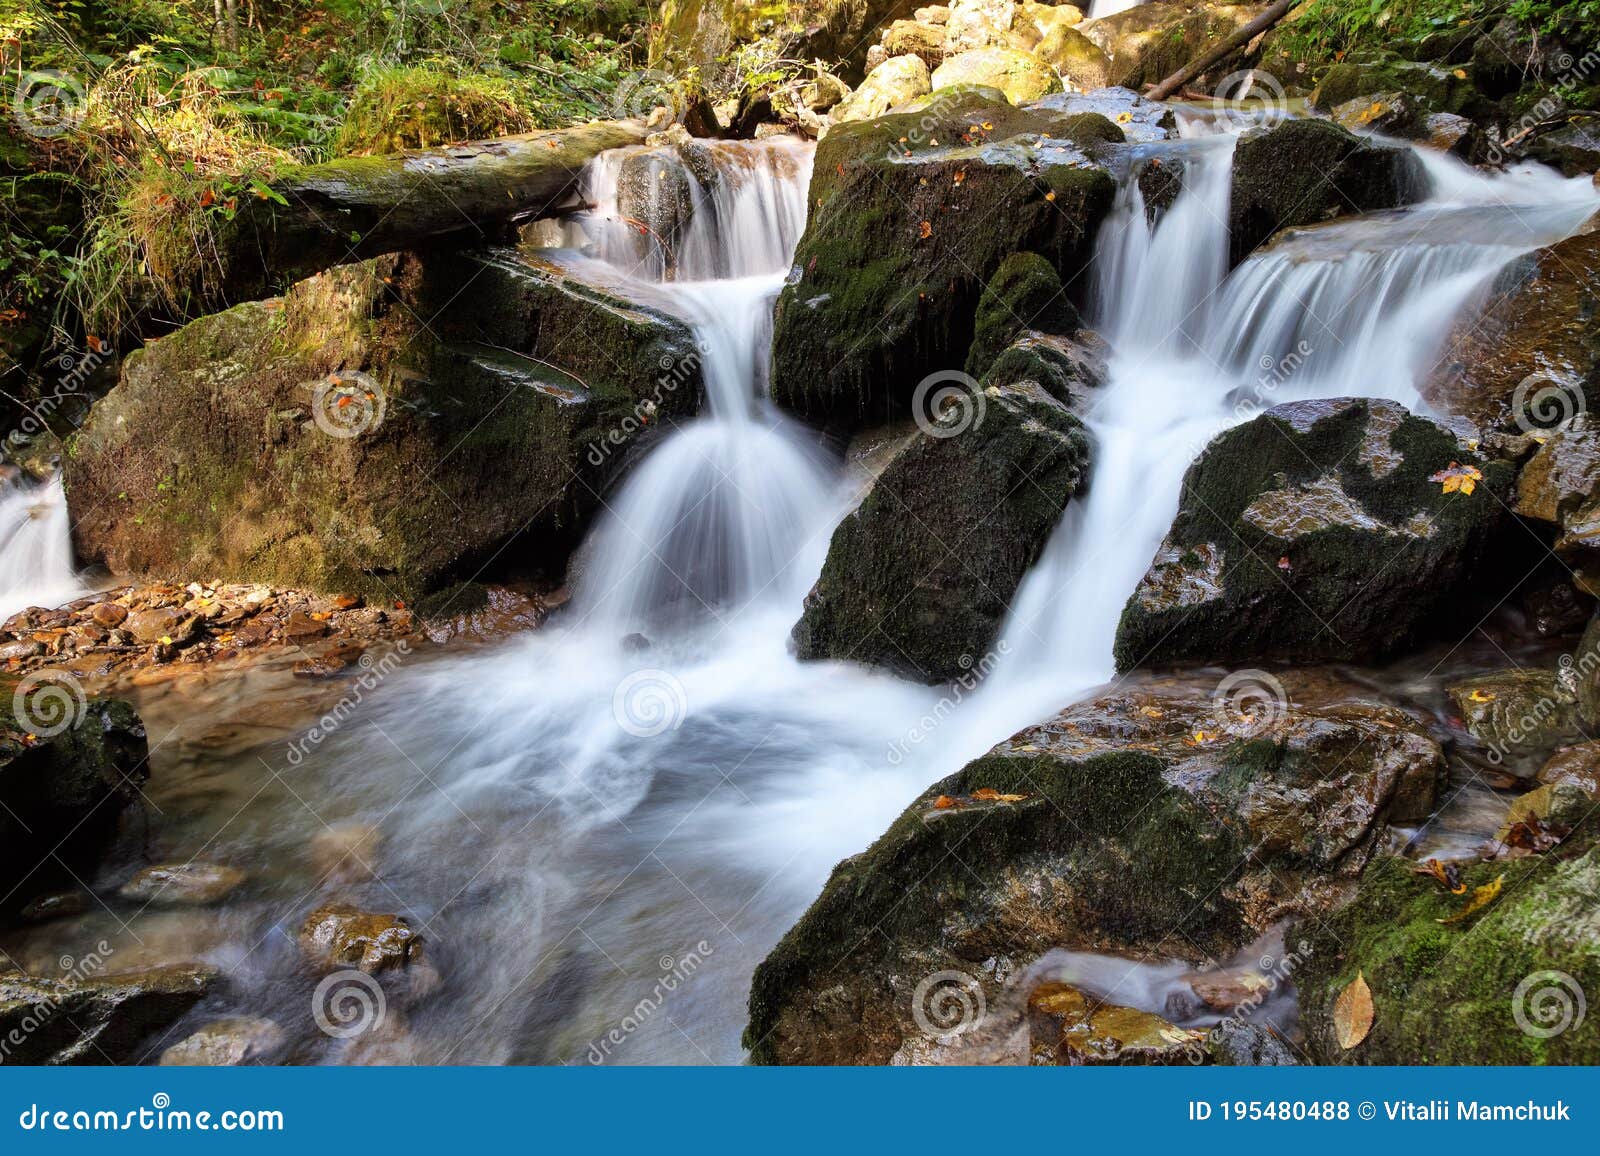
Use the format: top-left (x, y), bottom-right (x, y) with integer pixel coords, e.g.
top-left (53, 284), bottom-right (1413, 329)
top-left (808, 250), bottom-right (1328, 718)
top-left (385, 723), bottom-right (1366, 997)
top-left (931, 47), bottom-right (1062, 104)
top-left (18, 892), bottom-right (89, 923)
top-left (1538, 742), bottom-right (1600, 797)
top-left (792, 376), bottom-right (1091, 682)
top-left (1528, 122), bottom-right (1600, 178)
top-left (831, 54), bottom-right (933, 123)
top-left (118, 863), bottom-right (248, 907)
top-left (1229, 119), bottom-right (1424, 264)
top-left (65, 250), bottom-right (704, 603)
top-left (772, 87), bottom-right (1117, 428)
top-left (1421, 112), bottom-right (1487, 163)
top-left (746, 672), bottom-right (1443, 1064)
top-left (1330, 92), bottom-right (1426, 138)
top-left (0, 964), bottom-right (218, 1064)
top-left (292, 640), bottom-right (367, 678)
top-left (1028, 86), bottom-right (1176, 143)
top-left (1, 698), bottom-right (149, 914)
top-left (1028, 982), bottom-right (1203, 1065)
top-left (1309, 58), bottom-right (1483, 118)
top-left (160, 1016), bottom-right (286, 1066)
top-left (299, 904), bottom-right (423, 974)
top-left (125, 607), bottom-right (197, 645)
top-left (89, 602), bottom-right (129, 628)
top-left (1521, 575), bottom-right (1592, 637)
top-left (1512, 422), bottom-right (1600, 590)
top-left (1424, 225), bottom-right (1600, 434)
top-left (1296, 826), bottom-right (1600, 1064)
top-left (964, 251), bottom-right (1079, 374)
top-left (1209, 1020), bottom-right (1297, 1066)
top-left (1114, 399), bottom-right (1510, 671)
top-left (1448, 668), bottom-right (1583, 765)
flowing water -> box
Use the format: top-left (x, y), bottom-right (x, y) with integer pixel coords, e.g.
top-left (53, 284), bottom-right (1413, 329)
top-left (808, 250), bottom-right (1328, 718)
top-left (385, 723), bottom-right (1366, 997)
top-left (0, 475), bottom-right (90, 622)
top-left (3, 118), bottom-right (1598, 1064)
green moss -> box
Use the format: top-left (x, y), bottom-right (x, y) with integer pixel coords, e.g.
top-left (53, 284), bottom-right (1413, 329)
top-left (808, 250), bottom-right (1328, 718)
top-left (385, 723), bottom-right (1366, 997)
top-left (964, 252), bottom-right (1076, 377)
top-left (334, 66), bottom-right (538, 155)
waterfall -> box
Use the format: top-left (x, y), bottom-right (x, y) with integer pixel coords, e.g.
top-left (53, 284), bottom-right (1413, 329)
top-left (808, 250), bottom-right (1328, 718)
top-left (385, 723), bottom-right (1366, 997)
top-left (562, 139), bottom-right (838, 636)
top-left (0, 475), bottom-right (88, 621)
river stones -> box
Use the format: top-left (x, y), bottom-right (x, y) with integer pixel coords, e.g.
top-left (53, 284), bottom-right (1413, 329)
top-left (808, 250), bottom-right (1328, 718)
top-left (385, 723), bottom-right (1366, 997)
top-left (792, 373), bottom-right (1091, 682)
top-left (746, 672), bottom-right (1442, 1064)
top-left (1114, 398), bottom-right (1511, 672)
top-left (65, 248), bottom-right (704, 603)
top-left (1447, 669), bottom-right (1585, 767)
top-left (1, 697), bottom-right (149, 915)
top-left (1229, 118), bottom-right (1425, 264)
top-left (1425, 230), bottom-right (1600, 434)
top-left (770, 87), bottom-right (1118, 429)
top-left (160, 1016), bottom-right (286, 1066)
top-left (299, 904), bottom-right (423, 974)
top-left (1295, 823), bottom-right (1600, 1064)
top-left (1538, 742), bottom-right (1600, 797)
top-left (118, 862), bottom-right (248, 907)
top-left (0, 964), bottom-right (218, 1065)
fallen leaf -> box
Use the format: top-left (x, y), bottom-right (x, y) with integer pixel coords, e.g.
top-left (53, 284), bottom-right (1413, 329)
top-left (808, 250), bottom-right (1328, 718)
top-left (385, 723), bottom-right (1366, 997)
top-left (1044, 189), bottom-right (1057, 202)
top-left (918, 220), bottom-right (933, 239)
top-left (1437, 873), bottom-right (1504, 924)
top-left (1333, 971), bottom-right (1374, 1049)
top-left (1277, 555), bottom-right (1291, 571)
top-left (1412, 857), bottom-right (1465, 894)
top-left (1429, 462), bottom-right (1483, 496)
top-left (934, 794), bottom-right (957, 810)
top-left (1116, 112), bottom-right (1133, 123)
top-left (1453, 68), bottom-right (1468, 79)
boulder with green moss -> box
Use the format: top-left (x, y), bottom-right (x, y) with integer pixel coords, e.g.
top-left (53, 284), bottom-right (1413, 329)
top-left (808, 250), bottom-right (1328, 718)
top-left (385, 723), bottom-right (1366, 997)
top-left (1296, 829), bottom-right (1600, 1064)
top-left (930, 47), bottom-right (1062, 103)
top-left (64, 250), bottom-right (703, 603)
top-left (1309, 58), bottom-right (1486, 119)
top-left (770, 88), bottom-right (1118, 429)
top-left (830, 54), bottom-right (933, 122)
top-left (1, 695), bottom-right (148, 914)
top-left (963, 251), bottom-right (1079, 374)
top-left (791, 371), bottom-right (1090, 682)
top-left (1080, 1), bottom-right (1269, 90)
top-left (745, 671), bottom-right (1443, 1064)
top-left (652, 0), bottom-right (924, 86)
top-left (1229, 118), bottom-right (1425, 264)
top-left (1114, 398), bottom-right (1512, 671)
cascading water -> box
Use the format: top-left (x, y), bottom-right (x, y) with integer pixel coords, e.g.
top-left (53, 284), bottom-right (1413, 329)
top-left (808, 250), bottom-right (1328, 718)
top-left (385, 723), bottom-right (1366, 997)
top-left (0, 474), bottom-right (89, 621)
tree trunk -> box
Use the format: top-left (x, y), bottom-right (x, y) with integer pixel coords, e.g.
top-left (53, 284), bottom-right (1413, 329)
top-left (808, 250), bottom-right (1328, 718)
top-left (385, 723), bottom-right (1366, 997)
top-left (211, 119), bottom-right (649, 306)
top-left (1146, 0), bottom-right (1297, 103)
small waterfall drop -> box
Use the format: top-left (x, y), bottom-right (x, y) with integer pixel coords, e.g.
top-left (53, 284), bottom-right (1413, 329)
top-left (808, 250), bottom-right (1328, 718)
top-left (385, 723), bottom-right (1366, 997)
top-left (0, 475), bottom-right (88, 621)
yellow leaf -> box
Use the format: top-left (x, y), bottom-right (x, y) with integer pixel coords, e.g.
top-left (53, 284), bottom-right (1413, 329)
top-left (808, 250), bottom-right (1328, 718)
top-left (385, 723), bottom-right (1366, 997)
top-left (1333, 971), bottom-right (1374, 1049)
top-left (1044, 189), bottom-right (1057, 202)
top-left (1116, 112), bottom-right (1133, 123)
top-left (1438, 873), bottom-right (1504, 924)
top-left (918, 220), bottom-right (933, 239)
top-left (1453, 68), bottom-right (1468, 79)
top-left (934, 794), bottom-right (956, 810)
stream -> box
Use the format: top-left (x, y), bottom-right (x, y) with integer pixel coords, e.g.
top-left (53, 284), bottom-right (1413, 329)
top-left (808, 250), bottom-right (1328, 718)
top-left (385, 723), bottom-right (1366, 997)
top-left (3, 110), bottom-right (1597, 1064)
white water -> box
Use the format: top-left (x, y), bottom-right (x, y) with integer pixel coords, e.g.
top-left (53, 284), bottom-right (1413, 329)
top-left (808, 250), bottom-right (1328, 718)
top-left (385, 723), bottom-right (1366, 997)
top-left (0, 475), bottom-right (88, 621)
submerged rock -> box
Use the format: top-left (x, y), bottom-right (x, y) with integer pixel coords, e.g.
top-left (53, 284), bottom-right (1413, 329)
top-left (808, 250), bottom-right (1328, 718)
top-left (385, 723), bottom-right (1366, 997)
top-left (0, 964), bottom-right (218, 1064)
top-left (746, 672), bottom-right (1442, 1064)
top-left (65, 250), bottom-right (704, 603)
top-left (160, 1016), bottom-right (286, 1066)
top-left (118, 863), bottom-right (248, 907)
top-left (1114, 399), bottom-right (1509, 671)
top-left (771, 87), bottom-right (1118, 428)
top-left (791, 374), bottom-right (1091, 682)
top-left (1028, 982), bottom-right (1203, 1065)
top-left (1425, 229), bottom-right (1600, 434)
top-left (1229, 119), bottom-right (1424, 264)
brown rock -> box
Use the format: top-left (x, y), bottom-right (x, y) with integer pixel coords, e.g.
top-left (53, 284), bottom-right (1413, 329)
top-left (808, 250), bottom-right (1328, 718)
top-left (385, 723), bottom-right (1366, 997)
top-left (90, 602), bottom-right (129, 628)
top-left (118, 862), bottom-right (248, 906)
top-left (125, 607), bottom-right (197, 645)
top-left (293, 641), bottom-right (367, 679)
top-left (1028, 982), bottom-right (1203, 1065)
top-left (284, 611), bottom-right (328, 642)
top-left (299, 904), bottom-right (422, 973)
top-left (1537, 742), bottom-right (1600, 797)
top-left (160, 1016), bottom-right (286, 1066)
top-left (310, 823), bottom-right (383, 886)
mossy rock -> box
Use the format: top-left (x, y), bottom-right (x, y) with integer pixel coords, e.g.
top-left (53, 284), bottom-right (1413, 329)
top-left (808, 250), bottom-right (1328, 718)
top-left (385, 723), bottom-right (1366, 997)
top-left (1309, 58), bottom-right (1487, 119)
top-left (769, 88), bottom-right (1118, 430)
top-left (1080, 0), bottom-right (1269, 90)
top-left (746, 672), bottom-right (1444, 1064)
top-left (1115, 398), bottom-right (1513, 671)
top-left (791, 376), bottom-right (1090, 682)
top-left (64, 250), bottom-right (703, 603)
top-left (964, 251), bottom-right (1079, 375)
top-left (1296, 831), bottom-right (1600, 1064)
top-left (1229, 118), bottom-right (1425, 265)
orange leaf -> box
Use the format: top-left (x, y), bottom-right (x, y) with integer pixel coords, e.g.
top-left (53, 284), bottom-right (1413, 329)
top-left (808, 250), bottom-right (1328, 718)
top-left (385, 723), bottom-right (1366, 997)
top-left (934, 795), bottom-right (956, 809)
top-left (1437, 873), bottom-right (1504, 924)
top-left (1333, 971), bottom-right (1374, 1049)
top-left (918, 220), bottom-right (933, 239)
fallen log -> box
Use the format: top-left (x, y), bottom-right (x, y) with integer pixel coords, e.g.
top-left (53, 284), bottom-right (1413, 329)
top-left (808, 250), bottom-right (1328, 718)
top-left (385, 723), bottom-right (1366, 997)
top-left (1146, 0), bottom-right (1296, 103)
top-left (214, 118), bottom-right (648, 304)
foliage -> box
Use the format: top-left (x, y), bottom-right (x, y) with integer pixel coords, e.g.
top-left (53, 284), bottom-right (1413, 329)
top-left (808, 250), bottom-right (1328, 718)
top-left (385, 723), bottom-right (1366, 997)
top-left (1278, 0), bottom-right (1600, 58)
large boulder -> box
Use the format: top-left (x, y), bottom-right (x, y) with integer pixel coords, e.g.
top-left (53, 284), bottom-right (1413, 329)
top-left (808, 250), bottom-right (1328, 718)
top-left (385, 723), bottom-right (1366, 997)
top-left (1309, 59), bottom-right (1486, 119)
top-left (0, 964), bottom-right (217, 1064)
top-left (1424, 229), bottom-right (1600, 435)
top-left (1034, 25), bottom-right (1112, 91)
top-left (1, 694), bottom-right (148, 913)
top-left (64, 250), bottom-right (703, 603)
top-left (830, 54), bottom-right (932, 122)
top-left (1114, 399), bottom-right (1512, 671)
top-left (931, 47), bottom-right (1063, 104)
top-left (770, 88), bottom-right (1118, 429)
top-left (652, 0), bottom-right (925, 86)
top-left (746, 671), bottom-right (1444, 1064)
top-left (1296, 825), bottom-right (1600, 1064)
top-left (791, 368), bottom-right (1091, 682)
top-left (1080, 1), bottom-right (1269, 90)
top-left (1514, 422), bottom-right (1600, 593)
top-left (1228, 118), bottom-right (1425, 264)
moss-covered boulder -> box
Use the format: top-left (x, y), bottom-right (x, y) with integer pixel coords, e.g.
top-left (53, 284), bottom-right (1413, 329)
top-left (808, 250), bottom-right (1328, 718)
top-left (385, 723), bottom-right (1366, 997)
top-left (1296, 830), bottom-right (1600, 1064)
top-left (1080, 1), bottom-right (1268, 90)
top-left (652, 0), bottom-right (924, 86)
top-left (1309, 58), bottom-right (1486, 119)
top-left (770, 88), bottom-right (1117, 429)
top-left (931, 47), bottom-right (1062, 103)
top-left (791, 372), bottom-right (1090, 682)
top-left (1114, 399), bottom-right (1512, 671)
top-left (963, 251), bottom-right (1078, 374)
top-left (1447, 669), bottom-right (1585, 771)
top-left (830, 54), bottom-right (932, 122)
top-left (1, 695), bottom-right (148, 914)
top-left (1034, 24), bottom-right (1111, 91)
top-left (745, 672), bottom-right (1444, 1064)
top-left (1329, 91), bottom-right (1427, 138)
top-left (1527, 122), bottom-right (1600, 178)
top-left (1424, 229), bottom-right (1600, 435)
top-left (0, 964), bottom-right (217, 1065)
top-left (64, 250), bottom-right (703, 603)
top-left (1229, 118), bottom-right (1425, 264)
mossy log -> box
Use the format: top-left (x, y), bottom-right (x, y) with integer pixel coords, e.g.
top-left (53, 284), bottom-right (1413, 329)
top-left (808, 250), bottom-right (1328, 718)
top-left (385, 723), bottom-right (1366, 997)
top-left (215, 119), bottom-right (648, 303)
